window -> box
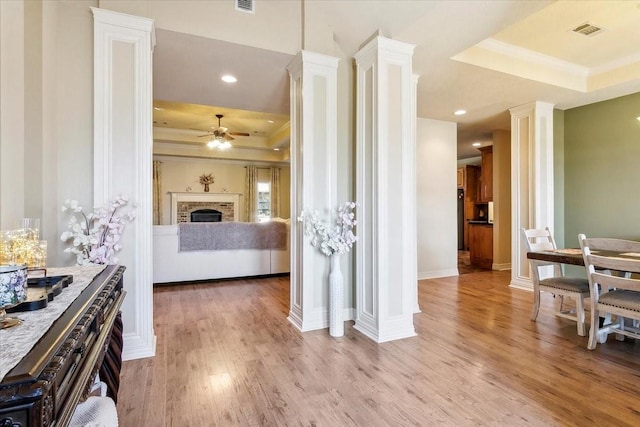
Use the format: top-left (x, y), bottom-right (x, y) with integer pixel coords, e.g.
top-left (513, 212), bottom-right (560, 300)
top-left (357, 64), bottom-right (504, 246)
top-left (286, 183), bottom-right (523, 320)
top-left (257, 182), bottom-right (271, 222)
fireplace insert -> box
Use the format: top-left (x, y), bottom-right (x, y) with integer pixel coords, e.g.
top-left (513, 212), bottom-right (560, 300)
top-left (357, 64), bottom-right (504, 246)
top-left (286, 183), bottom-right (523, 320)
top-left (190, 209), bottom-right (222, 222)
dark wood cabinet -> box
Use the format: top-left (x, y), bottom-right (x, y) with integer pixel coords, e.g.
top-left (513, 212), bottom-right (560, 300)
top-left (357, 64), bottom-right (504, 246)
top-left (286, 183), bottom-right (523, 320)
top-left (469, 223), bottom-right (493, 269)
top-left (458, 165), bottom-right (479, 250)
top-left (478, 146), bottom-right (493, 202)
top-left (0, 265), bottom-right (125, 427)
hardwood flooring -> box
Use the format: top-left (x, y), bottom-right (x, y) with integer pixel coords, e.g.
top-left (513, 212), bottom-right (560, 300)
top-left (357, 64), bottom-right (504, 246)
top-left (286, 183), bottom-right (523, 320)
top-left (117, 272), bottom-right (640, 426)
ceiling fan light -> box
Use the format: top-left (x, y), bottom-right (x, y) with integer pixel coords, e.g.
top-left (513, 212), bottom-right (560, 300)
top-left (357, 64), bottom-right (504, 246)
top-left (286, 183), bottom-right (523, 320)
top-left (219, 141), bottom-right (232, 150)
top-left (207, 139), bottom-right (220, 149)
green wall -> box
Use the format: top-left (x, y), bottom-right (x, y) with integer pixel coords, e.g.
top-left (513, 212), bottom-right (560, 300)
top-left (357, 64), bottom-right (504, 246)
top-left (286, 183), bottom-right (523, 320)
top-left (563, 92), bottom-right (640, 245)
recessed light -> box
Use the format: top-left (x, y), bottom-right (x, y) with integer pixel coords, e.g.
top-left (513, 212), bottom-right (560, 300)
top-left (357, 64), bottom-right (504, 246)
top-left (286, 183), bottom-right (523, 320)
top-left (267, 120), bottom-right (275, 124)
top-left (153, 106), bottom-right (164, 111)
top-left (221, 75), bottom-right (237, 83)
top-left (273, 148), bottom-right (280, 151)
top-left (454, 110), bottom-right (466, 116)
top-left (472, 142), bottom-right (481, 147)
top-left (636, 116), bottom-right (640, 122)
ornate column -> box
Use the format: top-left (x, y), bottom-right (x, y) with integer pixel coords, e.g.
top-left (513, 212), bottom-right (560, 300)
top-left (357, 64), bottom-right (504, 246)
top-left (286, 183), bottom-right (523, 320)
top-left (354, 36), bottom-right (417, 343)
top-left (92, 7), bottom-right (156, 359)
top-left (287, 51), bottom-right (340, 331)
top-left (509, 101), bottom-right (555, 290)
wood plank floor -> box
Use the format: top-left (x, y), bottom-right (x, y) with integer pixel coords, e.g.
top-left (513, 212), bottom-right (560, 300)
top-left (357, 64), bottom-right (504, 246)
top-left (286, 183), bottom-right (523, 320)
top-left (117, 272), bottom-right (640, 426)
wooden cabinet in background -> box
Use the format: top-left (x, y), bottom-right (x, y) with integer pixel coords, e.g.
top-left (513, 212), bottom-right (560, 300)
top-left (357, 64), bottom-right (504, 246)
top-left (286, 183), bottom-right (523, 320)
top-left (469, 223), bottom-right (493, 269)
top-left (459, 165), bottom-right (479, 250)
top-left (456, 167), bottom-right (464, 188)
top-left (478, 146), bottom-right (493, 202)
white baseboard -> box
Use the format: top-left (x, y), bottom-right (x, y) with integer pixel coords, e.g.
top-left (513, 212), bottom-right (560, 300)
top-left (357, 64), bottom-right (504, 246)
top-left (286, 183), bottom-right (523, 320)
top-left (122, 332), bottom-right (156, 361)
top-left (493, 262), bottom-right (512, 271)
top-left (418, 268), bottom-right (459, 280)
top-left (509, 278), bottom-right (533, 291)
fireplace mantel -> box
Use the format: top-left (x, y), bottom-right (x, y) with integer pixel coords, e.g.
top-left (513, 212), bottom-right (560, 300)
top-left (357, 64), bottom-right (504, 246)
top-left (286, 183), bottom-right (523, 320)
top-left (169, 192), bottom-right (241, 224)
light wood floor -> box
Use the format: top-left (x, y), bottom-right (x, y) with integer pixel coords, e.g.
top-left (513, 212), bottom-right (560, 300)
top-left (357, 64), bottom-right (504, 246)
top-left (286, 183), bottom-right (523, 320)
top-left (117, 272), bottom-right (640, 426)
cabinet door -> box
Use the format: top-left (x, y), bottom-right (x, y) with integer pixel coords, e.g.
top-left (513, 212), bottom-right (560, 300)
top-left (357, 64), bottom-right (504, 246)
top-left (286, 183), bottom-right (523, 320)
top-left (469, 224), bottom-right (493, 268)
top-left (478, 147), bottom-right (493, 202)
top-left (456, 167), bottom-right (464, 188)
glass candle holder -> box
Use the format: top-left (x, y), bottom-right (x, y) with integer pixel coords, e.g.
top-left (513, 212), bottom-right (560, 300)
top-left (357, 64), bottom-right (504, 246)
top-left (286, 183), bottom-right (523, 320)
top-left (21, 218), bottom-right (40, 241)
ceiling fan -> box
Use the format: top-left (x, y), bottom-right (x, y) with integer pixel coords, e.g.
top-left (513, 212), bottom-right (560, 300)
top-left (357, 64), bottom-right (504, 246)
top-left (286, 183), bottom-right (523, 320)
top-left (198, 114), bottom-right (250, 150)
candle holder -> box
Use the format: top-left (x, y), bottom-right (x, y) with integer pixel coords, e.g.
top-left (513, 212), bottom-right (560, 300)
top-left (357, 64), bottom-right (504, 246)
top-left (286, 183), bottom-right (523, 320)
top-left (0, 264), bottom-right (28, 329)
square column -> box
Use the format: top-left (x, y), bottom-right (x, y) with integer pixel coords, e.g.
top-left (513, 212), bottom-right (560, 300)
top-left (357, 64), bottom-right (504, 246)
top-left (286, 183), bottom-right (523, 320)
top-left (509, 101), bottom-right (555, 290)
top-left (354, 36), bottom-right (417, 343)
top-left (92, 7), bottom-right (156, 360)
top-left (287, 51), bottom-right (340, 331)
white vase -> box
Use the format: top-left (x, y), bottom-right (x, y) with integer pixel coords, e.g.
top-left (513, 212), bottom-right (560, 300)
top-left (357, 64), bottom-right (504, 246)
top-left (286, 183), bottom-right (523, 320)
top-left (329, 253), bottom-right (344, 337)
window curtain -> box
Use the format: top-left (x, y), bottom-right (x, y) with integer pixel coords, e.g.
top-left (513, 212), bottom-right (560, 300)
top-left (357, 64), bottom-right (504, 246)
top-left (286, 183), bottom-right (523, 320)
top-left (152, 160), bottom-right (162, 225)
top-left (270, 167), bottom-right (281, 218)
top-left (244, 165), bottom-right (258, 222)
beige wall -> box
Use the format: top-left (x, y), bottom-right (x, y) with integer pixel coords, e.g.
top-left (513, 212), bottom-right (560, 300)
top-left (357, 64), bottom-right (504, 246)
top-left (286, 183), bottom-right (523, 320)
top-left (156, 157), bottom-right (291, 224)
top-left (492, 130), bottom-right (511, 269)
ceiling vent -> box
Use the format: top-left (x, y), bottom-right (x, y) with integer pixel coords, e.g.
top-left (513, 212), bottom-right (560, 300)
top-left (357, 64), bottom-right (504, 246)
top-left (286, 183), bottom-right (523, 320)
top-left (572, 23), bottom-right (603, 36)
top-left (235, 0), bottom-right (255, 14)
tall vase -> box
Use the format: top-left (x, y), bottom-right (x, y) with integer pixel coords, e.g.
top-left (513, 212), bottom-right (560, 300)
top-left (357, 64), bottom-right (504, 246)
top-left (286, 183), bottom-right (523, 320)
top-left (329, 253), bottom-right (344, 337)
top-left (204, 183), bottom-right (210, 192)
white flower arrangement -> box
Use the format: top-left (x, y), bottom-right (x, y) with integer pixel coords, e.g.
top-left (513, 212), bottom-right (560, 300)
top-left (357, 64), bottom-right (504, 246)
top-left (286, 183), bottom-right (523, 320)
top-left (60, 196), bottom-right (136, 265)
top-left (298, 202), bottom-right (358, 256)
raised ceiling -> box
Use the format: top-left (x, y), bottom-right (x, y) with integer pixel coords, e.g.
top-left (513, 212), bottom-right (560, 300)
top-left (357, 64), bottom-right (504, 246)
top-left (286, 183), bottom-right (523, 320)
top-left (152, 0), bottom-right (640, 160)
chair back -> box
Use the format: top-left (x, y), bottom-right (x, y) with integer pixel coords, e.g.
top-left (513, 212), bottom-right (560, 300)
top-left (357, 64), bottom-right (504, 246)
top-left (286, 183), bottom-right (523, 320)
top-left (521, 227), bottom-right (562, 278)
top-left (579, 234), bottom-right (640, 297)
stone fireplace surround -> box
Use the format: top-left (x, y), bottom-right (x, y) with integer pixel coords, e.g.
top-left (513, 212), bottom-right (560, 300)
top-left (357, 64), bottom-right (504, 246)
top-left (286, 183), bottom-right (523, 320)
top-left (169, 192), bottom-right (241, 224)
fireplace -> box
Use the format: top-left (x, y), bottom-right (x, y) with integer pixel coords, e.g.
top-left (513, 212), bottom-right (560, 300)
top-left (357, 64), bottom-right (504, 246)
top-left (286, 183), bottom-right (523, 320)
top-left (190, 209), bottom-right (222, 222)
top-left (169, 192), bottom-right (241, 224)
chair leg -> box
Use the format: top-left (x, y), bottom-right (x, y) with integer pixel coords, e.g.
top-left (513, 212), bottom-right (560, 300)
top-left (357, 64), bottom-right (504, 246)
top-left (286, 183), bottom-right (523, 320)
top-left (575, 295), bottom-right (586, 337)
top-left (555, 295), bottom-right (565, 315)
top-left (531, 289), bottom-right (541, 321)
top-left (616, 316), bottom-right (625, 341)
top-left (588, 307), bottom-right (599, 350)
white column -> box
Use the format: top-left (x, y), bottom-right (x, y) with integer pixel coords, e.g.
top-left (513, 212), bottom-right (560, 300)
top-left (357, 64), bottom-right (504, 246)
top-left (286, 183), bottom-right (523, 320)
top-left (354, 36), bottom-right (417, 343)
top-left (92, 7), bottom-right (156, 360)
top-left (0, 0), bottom-right (25, 228)
top-left (287, 51), bottom-right (340, 331)
top-left (510, 101), bottom-right (555, 290)
top-left (411, 74), bottom-right (420, 314)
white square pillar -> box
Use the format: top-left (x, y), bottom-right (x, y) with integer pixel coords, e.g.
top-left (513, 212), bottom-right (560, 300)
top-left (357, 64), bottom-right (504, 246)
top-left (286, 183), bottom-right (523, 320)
top-left (509, 101), bottom-right (555, 290)
top-left (287, 51), bottom-right (340, 331)
top-left (354, 36), bottom-right (417, 343)
top-left (92, 7), bottom-right (156, 360)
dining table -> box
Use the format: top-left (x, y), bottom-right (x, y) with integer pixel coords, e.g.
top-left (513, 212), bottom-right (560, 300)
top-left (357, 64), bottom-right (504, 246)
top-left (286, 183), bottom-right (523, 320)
top-left (527, 248), bottom-right (640, 267)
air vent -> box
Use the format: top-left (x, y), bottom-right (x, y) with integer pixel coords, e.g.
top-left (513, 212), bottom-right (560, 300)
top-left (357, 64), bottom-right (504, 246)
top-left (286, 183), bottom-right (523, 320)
top-left (235, 0), bottom-right (255, 14)
top-left (572, 23), bottom-right (603, 36)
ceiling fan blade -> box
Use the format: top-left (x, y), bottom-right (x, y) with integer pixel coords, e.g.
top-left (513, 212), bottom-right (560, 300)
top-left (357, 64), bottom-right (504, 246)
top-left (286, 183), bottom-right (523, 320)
top-left (228, 132), bottom-right (250, 137)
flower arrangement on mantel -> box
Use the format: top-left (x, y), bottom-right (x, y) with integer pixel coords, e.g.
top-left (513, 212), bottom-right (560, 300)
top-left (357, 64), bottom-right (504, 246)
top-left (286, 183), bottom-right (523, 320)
top-left (298, 202), bottom-right (358, 256)
top-left (60, 196), bottom-right (136, 265)
top-left (199, 173), bottom-right (215, 192)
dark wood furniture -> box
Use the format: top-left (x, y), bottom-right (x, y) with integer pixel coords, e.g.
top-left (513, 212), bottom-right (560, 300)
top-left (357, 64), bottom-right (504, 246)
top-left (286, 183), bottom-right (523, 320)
top-left (527, 249), bottom-right (584, 266)
top-left (469, 222), bottom-right (493, 269)
top-left (457, 165), bottom-right (479, 250)
top-left (478, 146), bottom-right (493, 202)
top-left (0, 265), bottom-right (125, 427)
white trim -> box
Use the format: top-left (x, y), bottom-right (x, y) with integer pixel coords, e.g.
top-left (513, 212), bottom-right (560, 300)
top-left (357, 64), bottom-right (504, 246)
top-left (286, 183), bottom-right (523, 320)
top-left (492, 262), bottom-right (512, 271)
top-left (92, 8), bottom-right (156, 361)
top-left (417, 269), bottom-right (459, 280)
top-left (509, 278), bottom-right (533, 292)
top-left (478, 38), bottom-right (588, 77)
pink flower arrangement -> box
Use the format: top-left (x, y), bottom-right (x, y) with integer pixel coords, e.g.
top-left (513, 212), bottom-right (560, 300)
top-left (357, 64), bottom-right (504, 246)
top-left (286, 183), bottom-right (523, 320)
top-left (60, 196), bottom-right (136, 265)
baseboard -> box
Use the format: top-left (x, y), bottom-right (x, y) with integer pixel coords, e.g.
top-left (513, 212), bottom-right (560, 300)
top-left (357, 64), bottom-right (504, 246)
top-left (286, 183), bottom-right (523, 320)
top-left (510, 278), bottom-right (533, 291)
top-left (418, 268), bottom-right (459, 280)
top-left (492, 262), bottom-right (512, 271)
top-left (122, 332), bottom-right (156, 361)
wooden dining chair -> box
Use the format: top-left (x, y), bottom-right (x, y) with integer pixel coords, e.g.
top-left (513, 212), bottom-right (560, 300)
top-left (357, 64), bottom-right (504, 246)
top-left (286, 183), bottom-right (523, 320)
top-left (522, 228), bottom-right (590, 336)
top-left (578, 234), bottom-right (640, 350)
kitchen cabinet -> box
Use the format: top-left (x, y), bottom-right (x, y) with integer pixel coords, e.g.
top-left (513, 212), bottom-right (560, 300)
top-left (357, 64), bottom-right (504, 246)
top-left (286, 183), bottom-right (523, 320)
top-left (469, 223), bottom-right (493, 269)
top-left (458, 165), bottom-right (479, 250)
top-left (478, 146), bottom-right (493, 202)
top-left (456, 167), bottom-right (464, 188)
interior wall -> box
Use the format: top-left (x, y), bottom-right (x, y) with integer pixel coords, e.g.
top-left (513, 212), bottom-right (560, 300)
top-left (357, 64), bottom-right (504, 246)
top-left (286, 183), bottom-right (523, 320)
top-left (156, 157), bottom-right (291, 224)
top-left (416, 117), bottom-right (458, 279)
top-left (492, 130), bottom-right (511, 269)
top-left (564, 92), bottom-right (640, 243)
top-left (553, 109), bottom-right (565, 248)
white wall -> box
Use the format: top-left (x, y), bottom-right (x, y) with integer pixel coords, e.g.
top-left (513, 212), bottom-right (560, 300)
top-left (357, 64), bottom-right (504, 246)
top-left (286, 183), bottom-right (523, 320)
top-left (416, 117), bottom-right (458, 279)
top-left (156, 157), bottom-right (290, 224)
